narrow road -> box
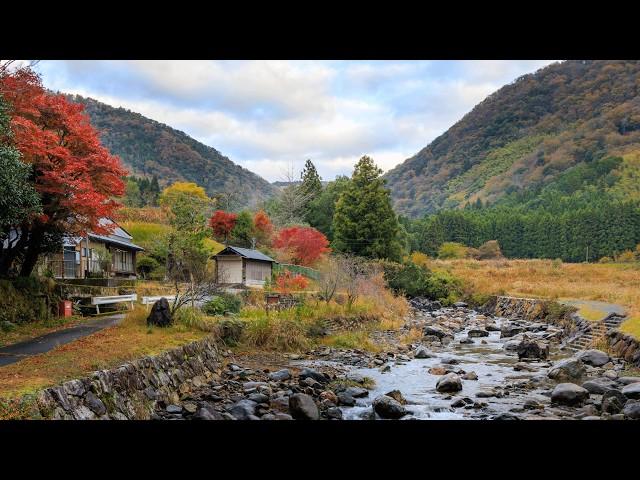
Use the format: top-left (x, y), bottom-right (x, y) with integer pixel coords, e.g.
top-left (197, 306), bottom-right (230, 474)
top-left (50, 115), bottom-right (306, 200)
top-left (0, 314), bottom-right (125, 367)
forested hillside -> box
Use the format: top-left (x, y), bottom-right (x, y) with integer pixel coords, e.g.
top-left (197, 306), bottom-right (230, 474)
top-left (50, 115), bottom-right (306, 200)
top-left (385, 60), bottom-right (640, 217)
top-left (67, 95), bottom-right (277, 209)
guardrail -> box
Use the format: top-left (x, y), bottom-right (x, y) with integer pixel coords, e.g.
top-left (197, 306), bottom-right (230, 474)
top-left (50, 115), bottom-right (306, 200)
top-left (141, 295), bottom-right (176, 310)
top-left (90, 294), bottom-right (137, 314)
top-left (273, 263), bottom-right (320, 281)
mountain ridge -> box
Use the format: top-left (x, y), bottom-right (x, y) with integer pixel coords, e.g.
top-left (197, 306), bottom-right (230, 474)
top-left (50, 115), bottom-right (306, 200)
top-left (384, 60), bottom-right (640, 217)
top-left (67, 94), bottom-right (277, 208)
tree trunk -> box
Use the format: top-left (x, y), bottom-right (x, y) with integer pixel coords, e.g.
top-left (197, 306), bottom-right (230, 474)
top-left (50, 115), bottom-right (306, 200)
top-left (19, 226), bottom-right (44, 277)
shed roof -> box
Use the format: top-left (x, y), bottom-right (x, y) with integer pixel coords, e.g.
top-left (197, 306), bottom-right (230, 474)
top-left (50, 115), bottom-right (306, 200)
top-left (215, 246), bottom-right (275, 262)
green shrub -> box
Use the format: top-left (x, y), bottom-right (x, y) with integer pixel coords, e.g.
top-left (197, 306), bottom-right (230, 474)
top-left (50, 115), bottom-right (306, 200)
top-left (0, 277), bottom-right (58, 325)
top-left (437, 242), bottom-right (468, 259)
top-left (425, 270), bottom-right (462, 305)
top-left (136, 256), bottom-right (160, 279)
top-left (383, 261), bottom-right (431, 298)
top-left (202, 293), bottom-right (242, 316)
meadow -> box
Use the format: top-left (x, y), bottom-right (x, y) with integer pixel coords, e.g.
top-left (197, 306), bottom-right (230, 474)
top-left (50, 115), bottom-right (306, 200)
top-left (430, 258), bottom-right (640, 338)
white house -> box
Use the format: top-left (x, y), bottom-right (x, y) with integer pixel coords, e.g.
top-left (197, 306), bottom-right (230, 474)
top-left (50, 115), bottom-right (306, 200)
top-left (214, 246), bottom-right (275, 287)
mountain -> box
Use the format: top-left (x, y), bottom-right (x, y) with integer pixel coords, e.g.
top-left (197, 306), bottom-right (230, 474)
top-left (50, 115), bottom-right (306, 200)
top-left (384, 60), bottom-right (640, 218)
top-left (68, 95), bottom-right (277, 208)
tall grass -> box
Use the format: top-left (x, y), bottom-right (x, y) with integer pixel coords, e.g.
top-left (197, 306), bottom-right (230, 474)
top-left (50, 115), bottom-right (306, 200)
top-left (434, 258), bottom-right (640, 339)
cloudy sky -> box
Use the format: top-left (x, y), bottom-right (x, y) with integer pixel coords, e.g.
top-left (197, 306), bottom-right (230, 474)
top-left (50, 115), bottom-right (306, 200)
top-left (36, 60), bottom-right (557, 182)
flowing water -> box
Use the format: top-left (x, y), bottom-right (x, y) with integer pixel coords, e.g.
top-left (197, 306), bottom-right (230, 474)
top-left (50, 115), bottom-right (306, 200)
top-left (296, 316), bottom-right (574, 420)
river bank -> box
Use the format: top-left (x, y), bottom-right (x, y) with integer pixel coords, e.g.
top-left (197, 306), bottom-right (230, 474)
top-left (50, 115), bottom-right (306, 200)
top-left (149, 299), bottom-right (640, 420)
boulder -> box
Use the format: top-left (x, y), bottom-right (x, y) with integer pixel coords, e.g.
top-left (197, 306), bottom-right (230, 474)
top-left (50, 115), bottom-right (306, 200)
top-left (453, 301), bottom-right (468, 308)
top-left (428, 367), bottom-right (448, 376)
top-left (147, 298), bottom-right (173, 327)
top-left (468, 329), bottom-right (489, 338)
top-left (344, 387), bottom-right (368, 398)
top-left (621, 382), bottom-right (640, 400)
top-left (547, 358), bottom-right (587, 382)
top-left (423, 325), bottom-right (451, 339)
top-left (193, 406), bottom-right (224, 420)
top-left (623, 400), bottom-right (640, 419)
top-left (385, 389), bottom-right (407, 405)
top-left (289, 393), bottom-right (320, 420)
top-left (337, 392), bottom-right (356, 406)
top-left (372, 395), bottom-right (407, 419)
top-left (581, 380), bottom-right (613, 395)
top-left (436, 373), bottom-right (463, 393)
top-left (578, 349), bottom-right (610, 367)
top-left (618, 377), bottom-right (640, 385)
top-left (551, 383), bottom-right (589, 406)
top-left (601, 389), bottom-right (627, 415)
top-left (326, 407), bottom-right (343, 420)
top-left (500, 323), bottom-right (525, 338)
top-left (299, 368), bottom-right (330, 385)
top-left (414, 346), bottom-right (432, 359)
top-left (516, 337), bottom-right (549, 360)
top-left (229, 399), bottom-right (257, 420)
top-left (268, 369), bottom-right (292, 382)
top-left (462, 371), bottom-right (478, 381)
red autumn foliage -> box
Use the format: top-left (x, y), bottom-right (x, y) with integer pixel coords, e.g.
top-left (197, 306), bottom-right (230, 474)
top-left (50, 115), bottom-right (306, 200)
top-left (253, 210), bottom-right (273, 241)
top-left (272, 226), bottom-right (330, 266)
top-left (209, 210), bottom-right (237, 242)
top-left (275, 270), bottom-right (309, 293)
top-left (0, 68), bottom-right (126, 237)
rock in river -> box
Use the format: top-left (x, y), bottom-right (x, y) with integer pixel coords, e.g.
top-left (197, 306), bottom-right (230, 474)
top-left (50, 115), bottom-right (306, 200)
top-left (551, 383), bottom-right (589, 406)
top-left (229, 399), bottom-right (258, 420)
top-left (547, 358), bottom-right (586, 382)
top-left (602, 390), bottom-right (627, 414)
top-left (578, 349), bottom-right (610, 367)
top-left (414, 346), bottom-right (432, 358)
top-left (623, 400), bottom-right (640, 419)
top-left (621, 382), bottom-right (640, 400)
top-left (516, 337), bottom-right (549, 360)
top-left (289, 393), bottom-right (320, 420)
top-left (436, 373), bottom-right (463, 393)
top-left (372, 395), bottom-right (408, 419)
top-left (468, 329), bottom-right (489, 338)
top-left (299, 368), bottom-right (330, 384)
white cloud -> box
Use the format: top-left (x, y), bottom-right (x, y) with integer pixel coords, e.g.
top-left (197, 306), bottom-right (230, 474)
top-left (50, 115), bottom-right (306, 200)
top-left (38, 60), bottom-right (559, 182)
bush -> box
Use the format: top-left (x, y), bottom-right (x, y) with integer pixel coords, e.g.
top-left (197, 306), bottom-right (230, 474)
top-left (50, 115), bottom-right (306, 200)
top-left (136, 256), bottom-right (160, 279)
top-left (382, 260), bottom-right (462, 303)
top-left (383, 261), bottom-right (431, 298)
top-left (437, 242), bottom-right (468, 259)
top-left (202, 293), bottom-right (242, 316)
top-left (477, 240), bottom-right (503, 260)
top-left (425, 270), bottom-right (462, 305)
top-left (617, 250), bottom-right (636, 263)
top-left (599, 256), bottom-right (612, 264)
top-left (242, 316), bottom-right (312, 352)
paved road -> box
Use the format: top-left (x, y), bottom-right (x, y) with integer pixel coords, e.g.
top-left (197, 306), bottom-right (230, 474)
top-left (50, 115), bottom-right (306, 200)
top-left (0, 314), bottom-right (125, 367)
top-left (559, 299), bottom-right (627, 320)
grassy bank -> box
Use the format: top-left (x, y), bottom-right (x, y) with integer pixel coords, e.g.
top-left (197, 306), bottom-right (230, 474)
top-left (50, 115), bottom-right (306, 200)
top-left (0, 306), bottom-right (210, 402)
top-left (431, 258), bottom-right (640, 338)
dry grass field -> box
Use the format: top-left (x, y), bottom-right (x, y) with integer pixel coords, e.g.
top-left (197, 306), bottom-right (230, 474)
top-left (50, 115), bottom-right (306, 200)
top-left (430, 259), bottom-right (640, 338)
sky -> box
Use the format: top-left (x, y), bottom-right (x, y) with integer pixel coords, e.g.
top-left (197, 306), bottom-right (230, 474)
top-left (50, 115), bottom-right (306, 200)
top-left (35, 60), bottom-right (557, 182)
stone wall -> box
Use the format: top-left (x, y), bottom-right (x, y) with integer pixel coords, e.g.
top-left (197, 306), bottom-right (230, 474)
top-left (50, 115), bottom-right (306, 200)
top-left (491, 296), bottom-right (548, 321)
top-left (33, 335), bottom-right (221, 419)
top-left (607, 330), bottom-right (640, 367)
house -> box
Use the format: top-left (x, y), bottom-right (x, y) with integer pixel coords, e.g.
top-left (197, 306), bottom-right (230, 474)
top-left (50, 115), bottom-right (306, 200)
top-left (214, 246), bottom-right (275, 287)
top-left (43, 218), bottom-right (144, 279)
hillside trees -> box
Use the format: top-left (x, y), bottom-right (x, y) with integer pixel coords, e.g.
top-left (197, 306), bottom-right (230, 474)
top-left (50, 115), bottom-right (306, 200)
top-left (307, 175), bottom-right (350, 240)
top-left (0, 65), bottom-right (126, 277)
top-left (333, 156), bottom-right (403, 261)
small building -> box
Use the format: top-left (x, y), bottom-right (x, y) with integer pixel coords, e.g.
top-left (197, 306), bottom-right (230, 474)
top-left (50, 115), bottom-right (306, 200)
top-left (214, 246), bottom-right (275, 287)
top-left (43, 217), bottom-right (144, 280)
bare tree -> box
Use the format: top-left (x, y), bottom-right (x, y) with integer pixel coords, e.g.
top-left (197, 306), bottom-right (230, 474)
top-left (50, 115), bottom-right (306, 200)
top-left (317, 256), bottom-right (340, 304)
top-left (335, 253), bottom-right (368, 310)
top-left (271, 161), bottom-right (314, 226)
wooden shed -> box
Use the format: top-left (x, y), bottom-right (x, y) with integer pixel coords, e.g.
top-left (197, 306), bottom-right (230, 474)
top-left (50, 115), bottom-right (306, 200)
top-left (214, 246), bottom-right (275, 287)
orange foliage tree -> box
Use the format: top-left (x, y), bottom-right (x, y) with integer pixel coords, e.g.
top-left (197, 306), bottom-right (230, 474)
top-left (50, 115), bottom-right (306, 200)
top-left (275, 270), bottom-right (309, 293)
top-left (0, 66), bottom-right (126, 276)
top-left (272, 226), bottom-right (330, 266)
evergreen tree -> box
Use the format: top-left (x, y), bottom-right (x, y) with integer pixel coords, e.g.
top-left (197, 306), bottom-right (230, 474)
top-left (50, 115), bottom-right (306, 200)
top-left (306, 175), bottom-right (350, 240)
top-left (332, 156), bottom-right (403, 261)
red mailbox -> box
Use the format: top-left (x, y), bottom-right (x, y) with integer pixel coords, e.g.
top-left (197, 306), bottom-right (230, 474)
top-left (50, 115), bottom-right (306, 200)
top-left (58, 300), bottom-right (72, 317)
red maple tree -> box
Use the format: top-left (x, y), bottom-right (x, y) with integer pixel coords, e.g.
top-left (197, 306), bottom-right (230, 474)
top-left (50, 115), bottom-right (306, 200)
top-left (272, 226), bottom-right (330, 266)
top-left (209, 210), bottom-right (237, 244)
top-left (0, 66), bottom-right (126, 276)
top-left (253, 210), bottom-right (273, 243)
top-left (275, 270), bottom-right (309, 293)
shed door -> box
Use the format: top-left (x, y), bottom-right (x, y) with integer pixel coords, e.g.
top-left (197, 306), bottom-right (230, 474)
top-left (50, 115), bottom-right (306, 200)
top-left (217, 257), bottom-right (243, 283)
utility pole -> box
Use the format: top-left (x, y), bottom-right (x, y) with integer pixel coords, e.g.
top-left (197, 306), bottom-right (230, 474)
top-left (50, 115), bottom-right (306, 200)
top-left (586, 245), bottom-right (589, 263)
